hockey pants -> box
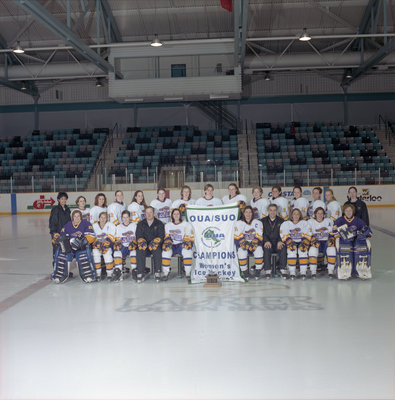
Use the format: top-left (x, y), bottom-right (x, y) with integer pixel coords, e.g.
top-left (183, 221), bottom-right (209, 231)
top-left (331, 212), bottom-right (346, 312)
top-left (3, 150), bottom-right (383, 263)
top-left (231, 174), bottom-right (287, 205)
top-left (136, 247), bottom-right (162, 275)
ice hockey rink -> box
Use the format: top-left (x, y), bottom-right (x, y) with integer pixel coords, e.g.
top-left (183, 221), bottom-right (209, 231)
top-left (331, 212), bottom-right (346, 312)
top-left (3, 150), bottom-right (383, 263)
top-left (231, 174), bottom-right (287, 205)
top-left (0, 208), bottom-right (394, 400)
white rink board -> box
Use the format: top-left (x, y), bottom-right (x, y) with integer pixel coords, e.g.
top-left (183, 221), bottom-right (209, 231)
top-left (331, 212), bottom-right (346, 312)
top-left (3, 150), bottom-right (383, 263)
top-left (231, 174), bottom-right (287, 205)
top-left (1, 185), bottom-right (394, 215)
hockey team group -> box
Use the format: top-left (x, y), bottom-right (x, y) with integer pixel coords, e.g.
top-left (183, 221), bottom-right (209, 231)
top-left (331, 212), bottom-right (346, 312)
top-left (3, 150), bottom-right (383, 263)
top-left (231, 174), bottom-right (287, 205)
top-left (49, 183), bottom-right (372, 284)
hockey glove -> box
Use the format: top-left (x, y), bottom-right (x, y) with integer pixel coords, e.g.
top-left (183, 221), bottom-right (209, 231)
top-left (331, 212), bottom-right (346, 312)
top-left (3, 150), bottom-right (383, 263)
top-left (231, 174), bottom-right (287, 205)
top-left (248, 238), bottom-right (259, 252)
top-left (51, 232), bottom-right (60, 245)
top-left (128, 239), bottom-right (137, 251)
top-left (113, 241), bottom-right (123, 251)
top-left (137, 238), bottom-right (148, 251)
top-left (285, 237), bottom-right (297, 251)
top-left (148, 237), bottom-right (162, 252)
top-left (183, 240), bottom-right (194, 250)
top-left (357, 225), bottom-right (372, 239)
top-left (238, 237), bottom-right (248, 250)
top-left (92, 240), bottom-right (101, 250)
top-left (178, 203), bottom-right (187, 215)
top-left (310, 235), bottom-right (320, 248)
top-left (328, 236), bottom-right (336, 247)
top-left (299, 237), bottom-right (310, 252)
top-left (238, 201), bottom-right (247, 214)
top-left (162, 236), bottom-right (173, 251)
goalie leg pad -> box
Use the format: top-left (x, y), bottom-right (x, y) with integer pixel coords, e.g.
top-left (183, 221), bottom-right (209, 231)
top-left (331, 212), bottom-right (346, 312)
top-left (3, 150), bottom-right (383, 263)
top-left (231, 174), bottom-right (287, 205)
top-left (336, 240), bottom-right (353, 280)
top-left (51, 248), bottom-right (70, 284)
top-left (76, 250), bottom-right (96, 283)
top-left (354, 237), bottom-right (372, 279)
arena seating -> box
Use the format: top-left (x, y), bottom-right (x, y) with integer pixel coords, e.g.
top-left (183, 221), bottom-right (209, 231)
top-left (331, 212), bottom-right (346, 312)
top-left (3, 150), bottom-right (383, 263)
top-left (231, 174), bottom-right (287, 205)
top-left (110, 126), bottom-right (239, 183)
top-left (0, 128), bottom-right (107, 193)
top-left (256, 122), bottom-right (395, 186)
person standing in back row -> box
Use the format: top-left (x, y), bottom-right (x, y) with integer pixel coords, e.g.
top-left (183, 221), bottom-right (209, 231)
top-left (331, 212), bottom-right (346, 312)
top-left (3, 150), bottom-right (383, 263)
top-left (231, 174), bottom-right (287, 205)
top-left (344, 186), bottom-right (370, 226)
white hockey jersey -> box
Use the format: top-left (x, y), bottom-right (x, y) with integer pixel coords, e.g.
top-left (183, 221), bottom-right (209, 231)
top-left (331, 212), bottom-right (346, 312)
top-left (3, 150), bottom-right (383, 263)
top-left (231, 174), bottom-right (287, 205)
top-left (280, 220), bottom-right (311, 243)
top-left (115, 221), bottom-right (137, 247)
top-left (127, 202), bottom-right (146, 224)
top-left (326, 200), bottom-right (342, 221)
top-left (89, 206), bottom-right (107, 225)
top-left (307, 199), bottom-right (326, 219)
top-left (271, 196), bottom-right (289, 220)
top-left (308, 218), bottom-right (333, 242)
top-left (234, 219), bottom-right (263, 243)
top-left (93, 221), bottom-right (116, 244)
top-left (222, 194), bottom-right (247, 205)
top-left (107, 202), bottom-right (126, 226)
top-left (150, 198), bottom-right (172, 224)
top-left (195, 197), bottom-right (223, 207)
top-left (289, 197), bottom-right (309, 219)
top-left (250, 197), bottom-right (270, 219)
top-left (164, 221), bottom-right (194, 245)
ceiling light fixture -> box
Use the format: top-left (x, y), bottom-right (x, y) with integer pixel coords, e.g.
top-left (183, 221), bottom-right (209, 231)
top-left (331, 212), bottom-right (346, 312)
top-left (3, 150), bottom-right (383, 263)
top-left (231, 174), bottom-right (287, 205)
top-left (264, 72), bottom-right (271, 81)
top-left (13, 41), bottom-right (25, 54)
top-left (21, 81), bottom-right (27, 90)
top-left (345, 69), bottom-right (352, 79)
top-left (95, 78), bottom-right (103, 87)
top-left (150, 34), bottom-right (163, 47)
top-left (299, 28), bottom-right (312, 42)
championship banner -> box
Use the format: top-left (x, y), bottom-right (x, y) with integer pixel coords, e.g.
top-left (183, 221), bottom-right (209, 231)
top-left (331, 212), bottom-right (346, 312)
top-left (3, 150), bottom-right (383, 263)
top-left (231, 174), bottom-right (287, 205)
top-left (186, 204), bottom-right (244, 284)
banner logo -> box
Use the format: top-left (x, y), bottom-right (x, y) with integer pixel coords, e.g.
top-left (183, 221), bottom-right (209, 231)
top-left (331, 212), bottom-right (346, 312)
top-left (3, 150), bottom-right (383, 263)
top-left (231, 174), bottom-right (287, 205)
top-left (27, 195), bottom-right (55, 210)
top-left (201, 227), bottom-right (224, 248)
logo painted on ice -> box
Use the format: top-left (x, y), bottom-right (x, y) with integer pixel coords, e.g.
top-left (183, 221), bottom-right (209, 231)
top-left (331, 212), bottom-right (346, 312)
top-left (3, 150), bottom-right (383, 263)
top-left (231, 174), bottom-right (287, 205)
top-left (201, 226), bottom-right (225, 248)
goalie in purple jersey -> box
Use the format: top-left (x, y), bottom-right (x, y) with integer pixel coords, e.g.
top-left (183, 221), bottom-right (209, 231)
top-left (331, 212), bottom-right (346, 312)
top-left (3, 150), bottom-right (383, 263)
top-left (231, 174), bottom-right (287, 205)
top-left (333, 204), bottom-right (372, 280)
top-left (51, 209), bottom-right (96, 284)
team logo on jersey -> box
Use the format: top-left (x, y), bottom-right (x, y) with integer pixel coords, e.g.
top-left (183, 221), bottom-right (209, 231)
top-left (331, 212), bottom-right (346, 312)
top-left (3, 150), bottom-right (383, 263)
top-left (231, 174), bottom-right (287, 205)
top-left (158, 206), bottom-right (170, 218)
top-left (244, 228), bottom-right (256, 241)
top-left (169, 229), bottom-right (183, 242)
top-left (201, 226), bottom-right (225, 248)
top-left (315, 227), bottom-right (329, 240)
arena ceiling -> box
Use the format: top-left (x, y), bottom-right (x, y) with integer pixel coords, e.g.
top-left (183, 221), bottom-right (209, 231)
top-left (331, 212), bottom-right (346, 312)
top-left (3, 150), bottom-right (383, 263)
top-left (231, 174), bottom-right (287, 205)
top-left (0, 0), bottom-right (394, 98)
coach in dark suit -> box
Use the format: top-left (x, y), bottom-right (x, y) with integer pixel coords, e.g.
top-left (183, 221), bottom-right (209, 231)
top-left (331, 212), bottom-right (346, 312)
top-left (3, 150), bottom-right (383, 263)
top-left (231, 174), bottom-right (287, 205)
top-left (261, 204), bottom-right (287, 278)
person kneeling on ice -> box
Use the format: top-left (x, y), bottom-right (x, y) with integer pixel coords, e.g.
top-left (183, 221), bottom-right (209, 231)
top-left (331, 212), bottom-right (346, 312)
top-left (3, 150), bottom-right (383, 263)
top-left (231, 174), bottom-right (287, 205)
top-left (280, 208), bottom-right (311, 280)
top-left (92, 211), bottom-right (117, 281)
top-left (161, 208), bottom-right (194, 281)
top-left (333, 204), bottom-right (372, 280)
top-left (308, 207), bottom-right (336, 279)
top-left (135, 206), bottom-right (165, 283)
top-left (234, 206), bottom-right (264, 281)
top-left (113, 210), bottom-right (138, 281)
top-left (51, 209), bottom-right (96, 283)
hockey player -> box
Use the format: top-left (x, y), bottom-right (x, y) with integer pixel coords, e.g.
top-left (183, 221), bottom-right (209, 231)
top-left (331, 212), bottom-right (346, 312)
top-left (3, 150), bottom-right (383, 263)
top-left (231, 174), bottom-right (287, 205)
top-left (51, 209), bottom-right (96, 283)
top-left (171, 185), bottom-right (196, 220)
top-left (90, 193), bottom-right (107, 225)
top-left (161, 208), bottom-right (194, 281)
top-left (270, 185), bottom-right (289, 220)
top-left (92, 211), bottom-right (117, 281)
top-left (289, 186), bottom-right (309, 219)
top-left (150, 188), bottom-right (172, 224)
top-left (135, 206), bottom-right (165, 283)
top-left (250, 186), bottom-right (270, 219)
top-left (195, 184), bottom-right (222, 207)
top-left (307, 187), bottom-right (326, 219)
top-left (127, 190), bottom-right (147, 224)
top-left (222, 183), bottom-right (247, 213)
top-left (107, 190), bottom-right (126, 226)
top-left (49, 192), bottom-right (71, 263)
top-left (325, 189), bottom-right (342, 222)
top-left (234, 206), bottom-right (264, 281)
top-left (75, 195), bottom-right (90, 222)
top-left (113, 210), bottom-right (138, 281)
top-left (262, 204), bottom-right (287, 279)
top-left (333, 204), bottom-right (372, 280)
top-left (344, 186), bottom-right (370, 226)
top-left (280, 208), bottom-right (311, 280)
top-left (308, 207), bottom-right (336, 278)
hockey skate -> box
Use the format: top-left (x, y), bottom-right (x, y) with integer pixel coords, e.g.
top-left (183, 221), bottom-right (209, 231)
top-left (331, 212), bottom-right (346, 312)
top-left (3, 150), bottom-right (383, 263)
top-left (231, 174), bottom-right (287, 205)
top-left (112, 268), bottom-right (123, 282)
top-left (154, 272), bottom-right (161, 282)
top-left (254, 268), bottom-right (261, 280)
